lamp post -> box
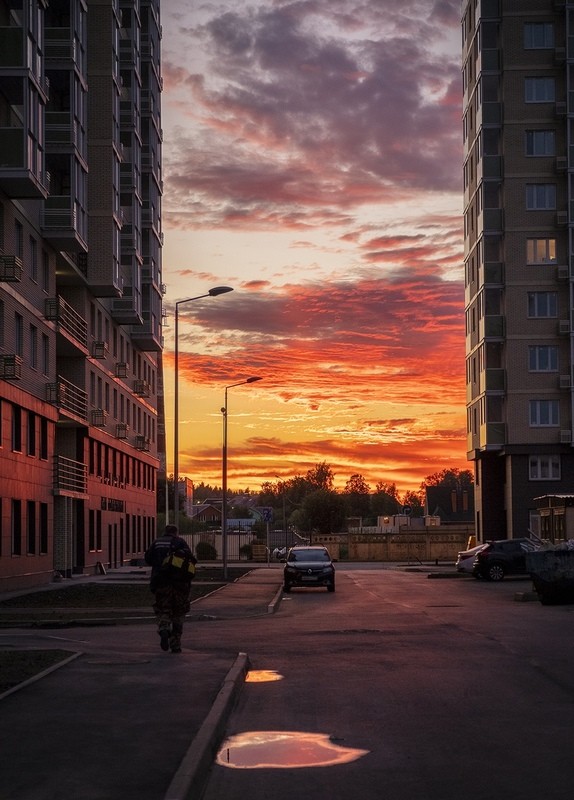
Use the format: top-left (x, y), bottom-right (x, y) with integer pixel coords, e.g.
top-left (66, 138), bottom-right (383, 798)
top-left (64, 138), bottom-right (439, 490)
top-left (221, 376), bottom-right (262, 579)
top-left (276, 475), bottom-right (288, 553)
top-left (173, 286), bottom-right (233, 529)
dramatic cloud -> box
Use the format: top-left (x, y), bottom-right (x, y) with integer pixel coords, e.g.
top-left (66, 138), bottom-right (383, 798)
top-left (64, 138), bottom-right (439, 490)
top-left (161, 0), bottom-right (467, 493)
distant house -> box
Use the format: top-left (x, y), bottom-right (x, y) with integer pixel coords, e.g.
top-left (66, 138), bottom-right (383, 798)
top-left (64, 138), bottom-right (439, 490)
top-left (189, 504), bottom-right (222, 524)
top-left (425, 485), bottom-right (475, 524)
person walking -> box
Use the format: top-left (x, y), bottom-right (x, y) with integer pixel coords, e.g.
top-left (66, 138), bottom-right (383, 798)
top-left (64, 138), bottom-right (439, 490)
top-left (145, 524), bottom-right (197, 653)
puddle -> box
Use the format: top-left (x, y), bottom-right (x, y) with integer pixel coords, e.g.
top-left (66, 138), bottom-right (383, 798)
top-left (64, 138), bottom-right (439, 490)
top-left (216, 731), bottom-right (369, 769)
top-left (245, 670), bottom-right (284, 683)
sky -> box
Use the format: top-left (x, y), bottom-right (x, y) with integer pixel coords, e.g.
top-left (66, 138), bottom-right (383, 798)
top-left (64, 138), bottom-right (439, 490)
top-left (159, 0), bottom-right (467, 495)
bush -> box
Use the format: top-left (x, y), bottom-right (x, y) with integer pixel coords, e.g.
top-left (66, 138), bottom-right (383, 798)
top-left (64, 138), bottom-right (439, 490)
top-left (196, 541), bottom-right (217, 561)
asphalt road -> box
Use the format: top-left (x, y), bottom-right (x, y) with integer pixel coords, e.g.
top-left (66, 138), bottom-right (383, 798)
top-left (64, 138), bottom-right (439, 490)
top-left (199, 567), bottom-right (574, 800)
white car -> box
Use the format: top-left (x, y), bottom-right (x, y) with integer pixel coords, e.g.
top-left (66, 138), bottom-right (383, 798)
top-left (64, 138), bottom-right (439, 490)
top-left (455, 544), bottom-right (486, 573)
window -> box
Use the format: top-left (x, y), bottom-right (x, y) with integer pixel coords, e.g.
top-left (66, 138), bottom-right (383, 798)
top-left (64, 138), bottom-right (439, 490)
top-left (29, 236), bottom-right (37, 282)
top-left (527, 238), bottom-right (556, 263)
top-left (526, 130), bottom-right (555, 156)
top-left (14, 220), bottom-right (23, 257)
top-left (530, 399), bottom-right (559, 426)
top-left (40, 417), bottom-right (48, 460)
top-left (40, 503), bottom-right (48, 553)
top-left (526, 184), bottom-right (556, 210)
top-left (524, 23), bottom-right (554, 49)
top-left (41, 333), bottom-right (49, 375)
top-left (27, 501), bottom-right (36, 554)
top-left (11, 499), bottom-right (22, 556)
top-left (525, 77), bottom-right (555, 103)
top-left (11, 405), bottom-right (22, 451)
top-left (529, 345), bottom-right (558, 371)
top-left (42, 250), bottom-right (49, 292)
top-left (528, 292), bottom-right (557, 317)
top-left (529, 455), bottom-right (560, 480)
top-left (27, 411), bottom-right (36, 456)
top-left (15, 312), bottom-right (24, 357)
top-left (29, 324), bottom-right (37, 370)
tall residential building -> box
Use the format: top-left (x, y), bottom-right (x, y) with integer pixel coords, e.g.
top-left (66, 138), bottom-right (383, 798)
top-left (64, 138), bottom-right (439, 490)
top-left (463, 0), bottom-right (574, 542)
top-left (0, 0), bottom-right (164, 590)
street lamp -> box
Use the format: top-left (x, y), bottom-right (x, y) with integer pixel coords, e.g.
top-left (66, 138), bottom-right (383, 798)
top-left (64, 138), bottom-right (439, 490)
top-left (173, 286), bottom-right (233, 529)
top-left (221, 376), bottom-right (262, 579)
top-left (276, 475), bottom-right (288, 553)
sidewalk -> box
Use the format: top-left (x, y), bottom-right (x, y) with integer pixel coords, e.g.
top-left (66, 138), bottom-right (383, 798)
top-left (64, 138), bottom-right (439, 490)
top-left (0, 568), bottom-right (283, 800)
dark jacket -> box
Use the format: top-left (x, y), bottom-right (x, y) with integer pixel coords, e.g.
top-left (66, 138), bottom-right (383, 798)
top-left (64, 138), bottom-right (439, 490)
top-left (145, 534), bottom-right (193, 580)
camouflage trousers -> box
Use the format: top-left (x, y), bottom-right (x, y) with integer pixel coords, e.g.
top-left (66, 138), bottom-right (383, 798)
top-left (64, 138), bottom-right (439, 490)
top-left (152, 582), bottom-right (191, 649)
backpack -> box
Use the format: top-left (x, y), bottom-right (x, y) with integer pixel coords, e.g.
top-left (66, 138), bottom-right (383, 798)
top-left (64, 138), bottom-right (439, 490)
top-left (160, 546), bottom-right (197, 584)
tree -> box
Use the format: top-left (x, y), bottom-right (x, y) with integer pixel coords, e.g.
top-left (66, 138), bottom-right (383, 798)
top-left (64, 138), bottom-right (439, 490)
top-left (305, 462), bottom-right (335, 491)
top-left (343, 474), bottom-right (371, 519)
top-left (421, 468), bottom-right (474, 490)
top-left (401, 490), bottom-right (424, 517)
top-left (302, 489), bottom-right (346, 535)
top-left (371, 481), bottom-right (401, 516)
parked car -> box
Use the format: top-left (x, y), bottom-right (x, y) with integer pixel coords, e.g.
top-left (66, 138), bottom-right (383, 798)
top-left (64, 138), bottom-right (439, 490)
top-left (472, 538), bottom-right (531, 581)
top-left (283, 545), bottom-right (335, 592)
top-left (455, 544), bottom-right (487, 573)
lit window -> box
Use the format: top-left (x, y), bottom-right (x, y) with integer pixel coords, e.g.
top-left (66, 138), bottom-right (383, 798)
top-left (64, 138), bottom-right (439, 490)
top-left (526, 238), bottom-right (556, 263)
top-left (529, 400), bottom-right (560, 427)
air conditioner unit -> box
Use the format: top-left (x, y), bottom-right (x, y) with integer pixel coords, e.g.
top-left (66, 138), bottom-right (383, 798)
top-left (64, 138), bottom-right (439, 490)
top-left (135, 435), bottom-right (151, 451)
top-left (556, 211), bottom-right (568, 226)
top-left (133, 379), bottom-right (151, 397)
top-left (559, 319), bottom-right (571, 334)
top-left (92, 341), bottom-right (108, 359)
top-left (115, 362), bottom-right (128, 378)
top-left (91, 409), bottom-right (107, 427)
top-left (560, 375), bottom-right (571, 389)
top-left (0, 255), bottom-right (23, 282)
top-left (116, 423), bottom-right (129, 439)
top-left (558, 265), bottom-right (569, 281)
top-left (560, 429), bottom-right (572, 444)
top-left (0, 354), bottom-right (22, 379)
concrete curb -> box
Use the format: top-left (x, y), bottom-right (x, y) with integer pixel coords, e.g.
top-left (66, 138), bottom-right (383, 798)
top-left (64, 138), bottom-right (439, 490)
top-left (268, 584), bottom-right (284, 613)
top-left (164, 651), bottom-right (251, 800)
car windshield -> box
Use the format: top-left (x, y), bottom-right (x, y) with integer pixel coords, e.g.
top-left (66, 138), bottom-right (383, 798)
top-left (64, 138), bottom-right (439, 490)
top-left (289, 549), bottom-right (330, 562)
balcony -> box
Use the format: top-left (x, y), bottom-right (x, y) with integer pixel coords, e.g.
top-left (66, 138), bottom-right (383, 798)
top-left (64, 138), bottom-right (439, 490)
top-left (41, 195), bottom-right (88, 252)
top-left (0, 127), bottom-right (50, 198)
top-left (53, 455), bottom-right (88, 496)
top-left (481, 368), bottom-right (505, 392)
top-left (47, 377), bottom-right (88, 422)
top-left (130, 310), bottom-right (162, 352)
top-left (45, 296), bottom-right (88, 353)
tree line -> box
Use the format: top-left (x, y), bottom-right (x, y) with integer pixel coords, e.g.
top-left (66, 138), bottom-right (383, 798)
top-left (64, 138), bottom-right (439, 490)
top-left (159, 462), bottom-right (474, 537)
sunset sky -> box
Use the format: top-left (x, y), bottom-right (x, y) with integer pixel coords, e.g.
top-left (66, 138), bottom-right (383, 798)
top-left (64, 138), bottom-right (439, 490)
top-left (159, 0), bottom-right (466, 495)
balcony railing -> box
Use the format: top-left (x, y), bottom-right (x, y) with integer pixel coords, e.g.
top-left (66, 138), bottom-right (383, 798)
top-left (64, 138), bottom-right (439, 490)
top-left (45, 296), bottom-right (88, 348)
top-left (47, 377), bottom-right (88, 421)
top-left (53, 455), bottom-right (87, 495)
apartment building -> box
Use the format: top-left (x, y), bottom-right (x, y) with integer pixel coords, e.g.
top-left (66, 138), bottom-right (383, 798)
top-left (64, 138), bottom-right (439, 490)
top-left (463, 0), bottom-right (574, 541)
top-left (0, 0), bottom-right (164, 590)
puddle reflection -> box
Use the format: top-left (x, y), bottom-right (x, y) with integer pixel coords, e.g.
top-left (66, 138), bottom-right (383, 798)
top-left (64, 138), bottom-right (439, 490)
top-left (245, 670), bottom-right (284, 683)
top-left (216, 731), bottom-right (369, 769)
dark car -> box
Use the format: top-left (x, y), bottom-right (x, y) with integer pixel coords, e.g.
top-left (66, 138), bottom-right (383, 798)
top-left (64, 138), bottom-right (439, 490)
top-left (472, 538), bottom-right (531, 581)
top-left (283, 545), bottom-right (335, 593)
